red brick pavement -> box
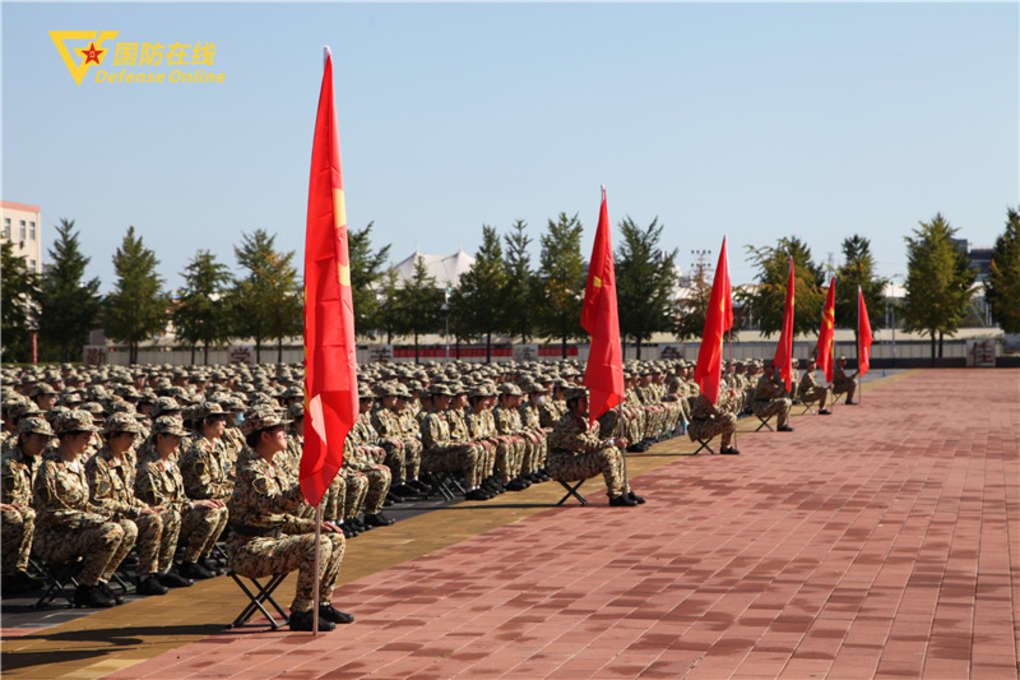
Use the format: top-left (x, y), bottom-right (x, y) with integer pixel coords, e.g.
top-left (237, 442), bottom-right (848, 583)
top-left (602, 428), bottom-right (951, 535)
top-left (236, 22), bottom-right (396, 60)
top-left (108, 369), bottom-right (1019, 679)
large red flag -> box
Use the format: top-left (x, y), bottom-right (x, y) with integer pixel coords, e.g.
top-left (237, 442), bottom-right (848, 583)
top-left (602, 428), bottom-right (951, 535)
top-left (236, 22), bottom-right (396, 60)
top-left (694, 237), bottom-right (733, 404)
top-left (817, 277), bottom-right (836, 383)
top-left (857, 286), bottom-right (873, 376)
top-left (301, 49), bottom-right (359, 506)
top-left (773, 256), bottom-right (795, 391)
top-left (581, 187), bottom-right (624, 425)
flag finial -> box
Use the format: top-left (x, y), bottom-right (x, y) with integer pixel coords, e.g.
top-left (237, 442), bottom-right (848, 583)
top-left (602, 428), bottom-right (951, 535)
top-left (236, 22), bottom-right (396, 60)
top-left (323, 45), bottom-right (332, 65)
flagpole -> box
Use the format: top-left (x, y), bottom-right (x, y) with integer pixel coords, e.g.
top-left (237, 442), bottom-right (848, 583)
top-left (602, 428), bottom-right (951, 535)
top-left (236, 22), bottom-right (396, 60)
top-left (727, 328), bottom-right (737, 448)
top-left (857, 286), bottom-right (863, 405)
top-left (619, 401), bottom-right (629, 490)
top-left (312, 503), bottom-right (322, 636)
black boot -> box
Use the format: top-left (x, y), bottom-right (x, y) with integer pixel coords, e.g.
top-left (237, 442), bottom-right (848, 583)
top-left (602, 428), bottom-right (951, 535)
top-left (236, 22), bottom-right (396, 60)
top-left (288, 608), bottom-right (335, 632)
top-left (609, 493), bottom-right (638, 507)
top-left (180, 561), bottom-right (215, 580)
top-left (365, 512), bottom-right (394, 527)
top-left (465, 488), bottom-right (489, 501)
top-left (101, 582), bottom-right (125, 605)
top-left (75, 583), bottom-right (115, 608)
top-left (626, 490), bottom-right (646, 504)
top-left (138, 574), bottom-right (169, 595)
top-left (159, 570), bottom-right (193, 588)
top-left (319, 603), bottom-right (355, 624)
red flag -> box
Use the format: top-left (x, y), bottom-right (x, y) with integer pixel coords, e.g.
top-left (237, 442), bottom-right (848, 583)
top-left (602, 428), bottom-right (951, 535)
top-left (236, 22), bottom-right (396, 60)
top-left (817, 277), bottom-right (836, 383)
top-left (773, 256), bottom-right (795, 391)
top-left (581, 187), bottom-right (624, 425)
top-left (301, 48), bottom-right (359, 506)
top-left (857, 286), bottom-right (873, 376)
top-left (694, 237), bottom-right (733, 404)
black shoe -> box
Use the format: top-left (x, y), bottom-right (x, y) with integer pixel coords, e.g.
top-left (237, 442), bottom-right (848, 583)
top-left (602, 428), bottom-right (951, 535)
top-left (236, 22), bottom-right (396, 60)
top-left (319, 603), bottom-right (355, 624)
top-left (365, 512), bottom-right (394, 527)
top-left (846, 400), bottom-right (857, 405)
top-left (288, 608), bottom-right (335, 632)
top-left (409, 479), bottom-right (430, 493)
top-left (75, 583), bottom-right (115, 608)
top-left (627, 491), bottom-right (646, 504)
top-left (138, 574), bottom-right (169, 595)
top-left (159, 570), bottom-right (193, 588)
top-left (778, 425), bottom-right (794, 432)
top-left (180, 561), bottom-right (215, 580)
top-left (382, 497), bottom-right (394, 507)
top-left (506, 478), bottom-right (527, 491)
top-left (819, 409), bottom-right (832, 415)
top-left (101, 582), bottom-right (125, 605)
top-left (465, 488), bottom-right (489, 501)
top-left (201, 556), bottom-right (222, 574)
top-left (609, 493), bottom-right (638, 507)
top-left (720, 446), bottom-right (741, 455)
top-left (341, 523), bottom-right (355, 538)
top-left (3, 569), bottom-right (41, 594)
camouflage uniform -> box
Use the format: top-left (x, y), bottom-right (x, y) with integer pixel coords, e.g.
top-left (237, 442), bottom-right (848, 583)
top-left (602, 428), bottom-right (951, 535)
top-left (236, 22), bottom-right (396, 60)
top-left (687, 394), bottom-right (737, 448)
top-left (547, 410), bottom-right (629, 496)
top-left (180, 435), bottom-right (233, 502)
top-left (832, 363), bottom-right (856, 402)
top-left (369, 400), bottom-right (410, 486)
top-left (751, 373), bottom-right (792, 427)
top-left (421, 408), bottom-right (482, 489)
top-left (279, 427), bottom-right (346, 524)
top-left (345, 413), bottom-right (392, 516)
top-left (1, 421), bottom-right (46, 575)
top-left (395, 404), bottom-right (424, 481)
top-left (799, 369), bottom-right (831, 412)
top-left (135, 427), bottom-right (228, 564)
top-left (494, 399), bottom-right (530, 478)
top-left (228, 447), bottom-right (345, 614)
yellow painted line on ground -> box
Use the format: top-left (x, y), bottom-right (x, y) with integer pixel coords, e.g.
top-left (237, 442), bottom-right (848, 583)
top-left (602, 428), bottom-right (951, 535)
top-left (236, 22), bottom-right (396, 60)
top-left (1, 370), bottom-right (911, 679)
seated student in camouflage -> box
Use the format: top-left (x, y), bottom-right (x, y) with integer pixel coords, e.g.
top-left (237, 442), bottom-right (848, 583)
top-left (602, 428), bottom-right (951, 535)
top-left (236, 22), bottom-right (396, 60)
top-left (548, 388), bottom-right (643, 507)
top-left (687, 392), bottom-right (740, 455)
top-left (832, 356), bottom-right (858, 405)
top-left (751, 365), bottom-right (794, 432)
top-left (33, 411), bottom-right (137, 608)
top-left (181, 402), bottom-right (234, 506)
top-left (1, 416), bottom-right (51, 594)
top-left (797, 359), bottom-right (832, 415)
top-left (421, 384), bottom-right (487, 502)
top-left (280, 404), bottom-right (349, 537)
top-left (134, 416), bottom-right (227, 580)
top-left (228, 406), bottom-right (350, 632)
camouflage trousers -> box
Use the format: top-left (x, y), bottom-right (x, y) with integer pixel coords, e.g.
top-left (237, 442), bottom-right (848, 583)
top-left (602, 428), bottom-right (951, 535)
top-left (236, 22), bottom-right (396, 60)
top-left (493, 436), bottom-right (524, 483)
top-left (752, 398), bottom-right (792, 427)
top-left (800, 386), bottom-right (830, 411)
top-left (379, 438), bottom-right (408, 485)
top-left (688, 414), bottom-right (737, 448)
top-left (134, 507), bottom-right (181, 575)
top-left (228, 531), bottom-right (345, 613)
top-left (833, 378), bottom-right (855, 401)
top-left (357, 464), bottom-right (392, 515)
top-left (547, 447), bottom-right (628, 497)
top-left (34, 515), bottom-right (136, 586)
top-left (662, 400), bottom-right (685, 432)
top-left (1, 506), bottom-right (34, 574)
top-left (423, 444), bottom-right (482, 489)
top-left (522, 430), bottom-right (546, 473)
top-left (402, 438), bottom-right (423, 480)
top-left (342, 470), bottom-right (368, 520)
top-left (476, 439), bottom-right (496, 478)
top-left (181, 504), bottom-right (228, 562)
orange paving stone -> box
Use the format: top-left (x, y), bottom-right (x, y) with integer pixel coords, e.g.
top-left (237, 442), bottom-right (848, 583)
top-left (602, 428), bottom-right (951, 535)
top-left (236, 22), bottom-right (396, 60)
top-left (6, 369), bottom-right (1019, 679)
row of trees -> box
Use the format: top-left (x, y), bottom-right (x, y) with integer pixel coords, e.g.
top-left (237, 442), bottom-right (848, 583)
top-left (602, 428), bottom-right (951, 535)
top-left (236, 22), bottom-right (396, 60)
top-left (2, 208), bottom-right (1018, 364)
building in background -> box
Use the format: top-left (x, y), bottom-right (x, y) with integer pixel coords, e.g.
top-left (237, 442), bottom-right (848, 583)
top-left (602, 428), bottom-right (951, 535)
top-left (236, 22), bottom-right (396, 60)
top-left (390, 249), bottom-right (475, 290)
top-left (0, 201), bottom-right (42, 273)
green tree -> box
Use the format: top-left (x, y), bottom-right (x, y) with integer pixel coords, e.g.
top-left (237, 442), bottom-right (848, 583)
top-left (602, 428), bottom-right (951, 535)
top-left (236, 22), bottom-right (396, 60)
top-left (36, 219), bottom-right (102, 362)
top-left (834, 235), bottom-right (888, 348)
top-left (1, 241), bottom-right (39, 362)
top-left (537, 212), bottom-right (586, 357)
top-left (375, 269), bottom-right (404, 345)
top-left (173, 250), bottom-right (233, 364)
top-left (502, 219), bottom-right (538, 343)
top-left (449, 225), bottom-right (507, 362)
top-left (615, 216), bottom-right (678, 358)
top-left (739, 236), bottom-right (825, 337)
top-left (903, 213), bottom-right (976, 360)
top-left (230, 229), bottom-right (302, 363)
top-left (395, 255), bottom-right (444, 362)
top-left (349, 221), bottom-right (391, 337)
top-left (985, 207), bottom-right (1020, 333)
top-left (103, 226), bottom-right (169, 364)
top-left (673, 257), bottom-right (713, 341)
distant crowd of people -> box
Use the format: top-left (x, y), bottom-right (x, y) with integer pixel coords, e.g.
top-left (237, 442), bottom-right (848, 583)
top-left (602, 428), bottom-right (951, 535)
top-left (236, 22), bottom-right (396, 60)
top-left (1, 354), bottom-right (858, 631)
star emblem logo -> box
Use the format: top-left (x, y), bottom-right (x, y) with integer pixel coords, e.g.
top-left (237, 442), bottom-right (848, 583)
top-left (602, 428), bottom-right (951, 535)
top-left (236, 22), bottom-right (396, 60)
top-left (78, 41), bottom-right (105, 65)
top-left (49, 30), bottom-right (119, 85)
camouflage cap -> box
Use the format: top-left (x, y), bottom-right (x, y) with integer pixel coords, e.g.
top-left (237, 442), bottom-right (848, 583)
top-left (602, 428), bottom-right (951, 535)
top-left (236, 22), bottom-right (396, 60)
top-left (564, 387), bottom-right (588, 402)
top-left (55, 410), bottom-right (100, 435)
top-left (498, 383), bottom-right (523, 396)
top-left (10, 401), bottom-right (42, 421)
top-left (240, 406), bottom-right (292, 437)
top-left (429, 383), bottom-right (454, 397)
top-left (103, 411), bottom-right (142, 435)
top-left (524, 382), bottom-right (546, 394)
top-left (30, 383), bottom-right (58, 397)
top-left (286, 402), bottom-right (305, 420)
top-left (152, 415), bottom-right (188, 437)
top-left (17, 415), bottom-right (55, 437)
top-left (151, 396), bottom-right (182, 418)
top-left (193, 401), bottom-right (227, 419)
top-left (357, 384), bottom-right (374, 400)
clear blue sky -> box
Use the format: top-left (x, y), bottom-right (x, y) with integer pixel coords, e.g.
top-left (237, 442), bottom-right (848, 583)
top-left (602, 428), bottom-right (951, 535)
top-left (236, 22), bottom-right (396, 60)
top-left (3, 2), bottom-right (1017, 293)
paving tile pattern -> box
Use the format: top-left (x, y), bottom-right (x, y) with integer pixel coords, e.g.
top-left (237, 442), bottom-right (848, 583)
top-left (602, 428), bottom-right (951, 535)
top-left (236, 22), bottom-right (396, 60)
top-left (43, 371), bottom-right (1020, 677)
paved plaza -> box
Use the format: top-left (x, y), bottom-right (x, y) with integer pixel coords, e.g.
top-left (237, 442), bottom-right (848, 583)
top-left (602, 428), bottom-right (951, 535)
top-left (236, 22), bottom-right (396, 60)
top-left (3, 369), bottom-right (1018, 679)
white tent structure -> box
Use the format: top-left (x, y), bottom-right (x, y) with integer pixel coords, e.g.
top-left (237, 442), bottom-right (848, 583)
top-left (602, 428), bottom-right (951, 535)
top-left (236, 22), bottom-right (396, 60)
top-left (390, 249), bottom-right (475, 290)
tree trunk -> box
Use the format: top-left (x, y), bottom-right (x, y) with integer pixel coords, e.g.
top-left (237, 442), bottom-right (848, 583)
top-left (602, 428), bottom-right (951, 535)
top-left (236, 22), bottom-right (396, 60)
top-left (930, 330), bottom-right (936, 365)
top-left (414, 331), bottom-right (419, 364)
top-left (938, 331), bottom-right (944, 358)
top-left (277, 337), bottom-right (283, 364)
top-left (456, 336), bottom-right (461, 359)
top-left (386, 330), bottom-right (392, 345)
top-left (255, 335), bottom-right (262, 364)
top-left (486, 331), bottom-right (492, 364)
top-left (636, 338), bottom-right (642, 360)
top-left (203, 342), bottom-right (209, 365)
top-left (191, 344), bottom-right (196, 365)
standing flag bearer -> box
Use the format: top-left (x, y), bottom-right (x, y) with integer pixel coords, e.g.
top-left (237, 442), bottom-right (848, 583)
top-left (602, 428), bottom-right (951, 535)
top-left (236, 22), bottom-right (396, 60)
top-left (694, 237), bottom-right (733, 405)
top-left (773, 256), bottom-right (795, 392)
top-left (302, 46), bottom-right (360, 634)
top-left (817, 277), bottom-right (836, 383)
top-left (857, 286), bottom-right (873, 402)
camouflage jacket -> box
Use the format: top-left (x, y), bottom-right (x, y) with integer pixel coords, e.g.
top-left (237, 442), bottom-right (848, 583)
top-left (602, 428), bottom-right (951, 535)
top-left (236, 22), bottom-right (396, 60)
top-left (350, 412), bottom-right (380, 446)
top-left (180, 436), bottom-right (233, 501)
top-left (493, 405), bottom-right (523, 435)
top-left (1, 446), bottom-right (41, 506)
top-left (519, 404), bottom-right (541, 430)
top-left (537, 400), bottom-right (562, 429)
top-left (465, 409), bottom-right (492, 439)
top-left (229, 448), bottom-right (315, 535)
top-left (799, 370), bottom-right (820, 393)
top-left (397, 409), bottom-right (422, 440)
top-left (85, 445), bottom-right (147, 520)
top-left (690, 394), bottom-right (728, 423)
top-left (135, 456), bottom-right (191, 515)
top-left (422, 410), bottom-right (460, 450)
top-left (549, 412), bottom-right (613, 455)
top-left (33, 456), bottom-right (110, 527)
top-left (446, 408), bottom-right (471, 441)
top-left (371, 407), bottom-right (403, 439)
top-left (752, 374), bottom-right (785, 402)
